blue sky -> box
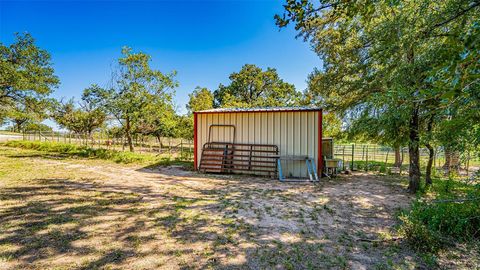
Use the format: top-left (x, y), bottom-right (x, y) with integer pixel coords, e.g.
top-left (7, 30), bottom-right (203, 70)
top-left (0, 0), bottom-right (319, 116)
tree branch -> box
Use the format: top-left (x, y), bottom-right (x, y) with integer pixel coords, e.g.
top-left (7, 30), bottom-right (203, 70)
top-left (425, 1), bottom-right (480, 35)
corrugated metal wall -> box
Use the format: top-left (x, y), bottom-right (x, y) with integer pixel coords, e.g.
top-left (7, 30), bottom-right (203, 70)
top-left (195, 111), bottom-right (320, 178)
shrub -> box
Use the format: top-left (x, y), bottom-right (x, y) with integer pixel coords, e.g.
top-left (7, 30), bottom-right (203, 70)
top-left (399, 182), bottom-right (480, 253)
top-left (354, 160), bottom-right (389, 172)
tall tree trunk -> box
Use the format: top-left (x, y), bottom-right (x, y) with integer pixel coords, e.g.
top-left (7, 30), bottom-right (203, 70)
top-left (425, 143), bottom-right (434, 185)
top-left (125, 117), bottom-right (134, 152)
top-left (408, 105), bottom-right (421, 193)
top-left (394, 146), bottom-right (402, 167)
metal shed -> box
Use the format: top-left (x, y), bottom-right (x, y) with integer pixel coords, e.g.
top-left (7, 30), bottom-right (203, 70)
top-left (193, 107), bottom-right (323, 179)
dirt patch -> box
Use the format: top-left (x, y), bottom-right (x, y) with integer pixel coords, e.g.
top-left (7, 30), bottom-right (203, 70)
top-left (1, 151), bottom-right (420, 269)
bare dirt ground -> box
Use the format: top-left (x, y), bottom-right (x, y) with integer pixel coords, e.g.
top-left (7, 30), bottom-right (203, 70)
top-left (0, 147), bottom-right (423, 269)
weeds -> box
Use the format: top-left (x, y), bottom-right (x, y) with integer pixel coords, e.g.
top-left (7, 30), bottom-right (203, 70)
top-left (398, 177), bottom-right (480, 253)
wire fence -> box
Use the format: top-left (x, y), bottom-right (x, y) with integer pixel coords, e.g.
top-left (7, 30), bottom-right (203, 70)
top-left (333, 144), bottom-right (480, 176)
top-left (8, 132), bottom-right (480, 176)
top-left (21, 131), bottom-right (194, 160)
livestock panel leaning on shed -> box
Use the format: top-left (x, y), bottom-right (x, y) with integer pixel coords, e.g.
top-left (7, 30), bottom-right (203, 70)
top-left (193, 107), bottom-right (323, 179)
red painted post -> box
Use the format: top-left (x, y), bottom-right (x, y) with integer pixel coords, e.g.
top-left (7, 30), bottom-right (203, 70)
top-left (193, 112), bottom-right (198, 170)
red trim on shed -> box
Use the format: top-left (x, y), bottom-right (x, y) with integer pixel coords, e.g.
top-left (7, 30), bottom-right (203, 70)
top-left (196, 108), bottom-right (322, 114)
top-left (318, 110), bottom-right (323, 177)
top-left (193, 108), bottom-right (324, 176)
top-left (193, 112), bottom-right (198, 170)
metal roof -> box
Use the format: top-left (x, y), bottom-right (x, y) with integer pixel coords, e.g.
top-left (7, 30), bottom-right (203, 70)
top-left (195, 106), bottom-right (321, 114)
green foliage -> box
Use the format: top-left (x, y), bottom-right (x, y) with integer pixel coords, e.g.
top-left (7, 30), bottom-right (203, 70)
top-left (5, 97), bottom-right (52, 132)
top-left (53, 84), bottom-right (106, 135)
top-left (22, 122), bottom-right (53, 132)
top-left (322, 112), bottom-right (343, 139)
top-left (105, 126), bottom-right (125, 139)
top-left (399, 178), bottom-right (480, 253)
top-left (174, 115), bottom-right (193, 140)
top-left (0, 33), bottom-right (59, 107)
top-left (214, 64), bottom-right (300, 108)
top-left (276, 0), bottom-right (480, 192)
top-left (187, 87), bottom-right (214, 113)
top-left (346, 107), bottom-right (409, 149)
top-left (1, 33), bottom-right (58, 131)
top-left (179, 86), bottom-right (214, 139)
top-left (85, 47), bottom-right (178, 151)
top-left (354, 161), bottom-right (389, 173)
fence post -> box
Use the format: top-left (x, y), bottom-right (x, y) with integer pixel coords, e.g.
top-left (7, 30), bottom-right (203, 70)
top-left (365, 146), bottom-right (369, 172)
top-left (351, 144), bottom-right (355, 171)
top-left (362, 145), bottom-right (365, 161)
top-left (189, 139), bottom-right (193, 159)
top-left (139, 135), bottom-right (142, 153)
top-left (342, 146), bottom-right (346, 171)
top-left (385, 149), bottom-right (390, 173)
top-left (168, 137), bottom-right (171, 155)
top-left (158, 137), bottom-right (162, 153)
top-left (180, 139), bottom-right (184, 158)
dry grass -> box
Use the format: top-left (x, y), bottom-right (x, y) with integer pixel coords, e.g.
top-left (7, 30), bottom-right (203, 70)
top-left (1, 146), bottom-right (470, 269)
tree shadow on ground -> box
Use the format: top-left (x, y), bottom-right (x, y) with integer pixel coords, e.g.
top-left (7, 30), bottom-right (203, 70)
top-left (134, 166), bottom-right (418, 269)
top-left (0, 178), bottom-right (147, 269)
top-left (0, 151), bottom-right (420, 269)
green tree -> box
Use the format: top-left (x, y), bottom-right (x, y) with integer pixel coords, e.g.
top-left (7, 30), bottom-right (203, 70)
top-left (23, 122), bottom-right (53, 132)
top-left (6, 97), bottom-right (51, 132)
top-left (429, 17), bottom-right (480, 175)
top-left (86, 47), bottom-right (178, 152)
top-left (345, 105), bottom-right (409, 167)
top-left (174, 115), bottom-right (194, 140)
top-left (214, 64), bottom-right (300, 108)
top-left (187, 87), bottom-right (214, 113)
top-left (53, 85), bottom-right (107, 137)
top-left (322, 112), bottom-right (343, 139)
top-left (277, 0), bottom-right (480, 192)
top-left (0, 33), bottom-right (59, 109)
top-left (177, 86), bottom-right (215, 140)
top-left (135, 97), bottom-right (178, 144)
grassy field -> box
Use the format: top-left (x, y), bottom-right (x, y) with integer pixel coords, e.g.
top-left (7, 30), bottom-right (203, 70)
top-left (0, 145), bottom-right (478, 269)
top-left (2, 140), bottom-right (193, 167)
